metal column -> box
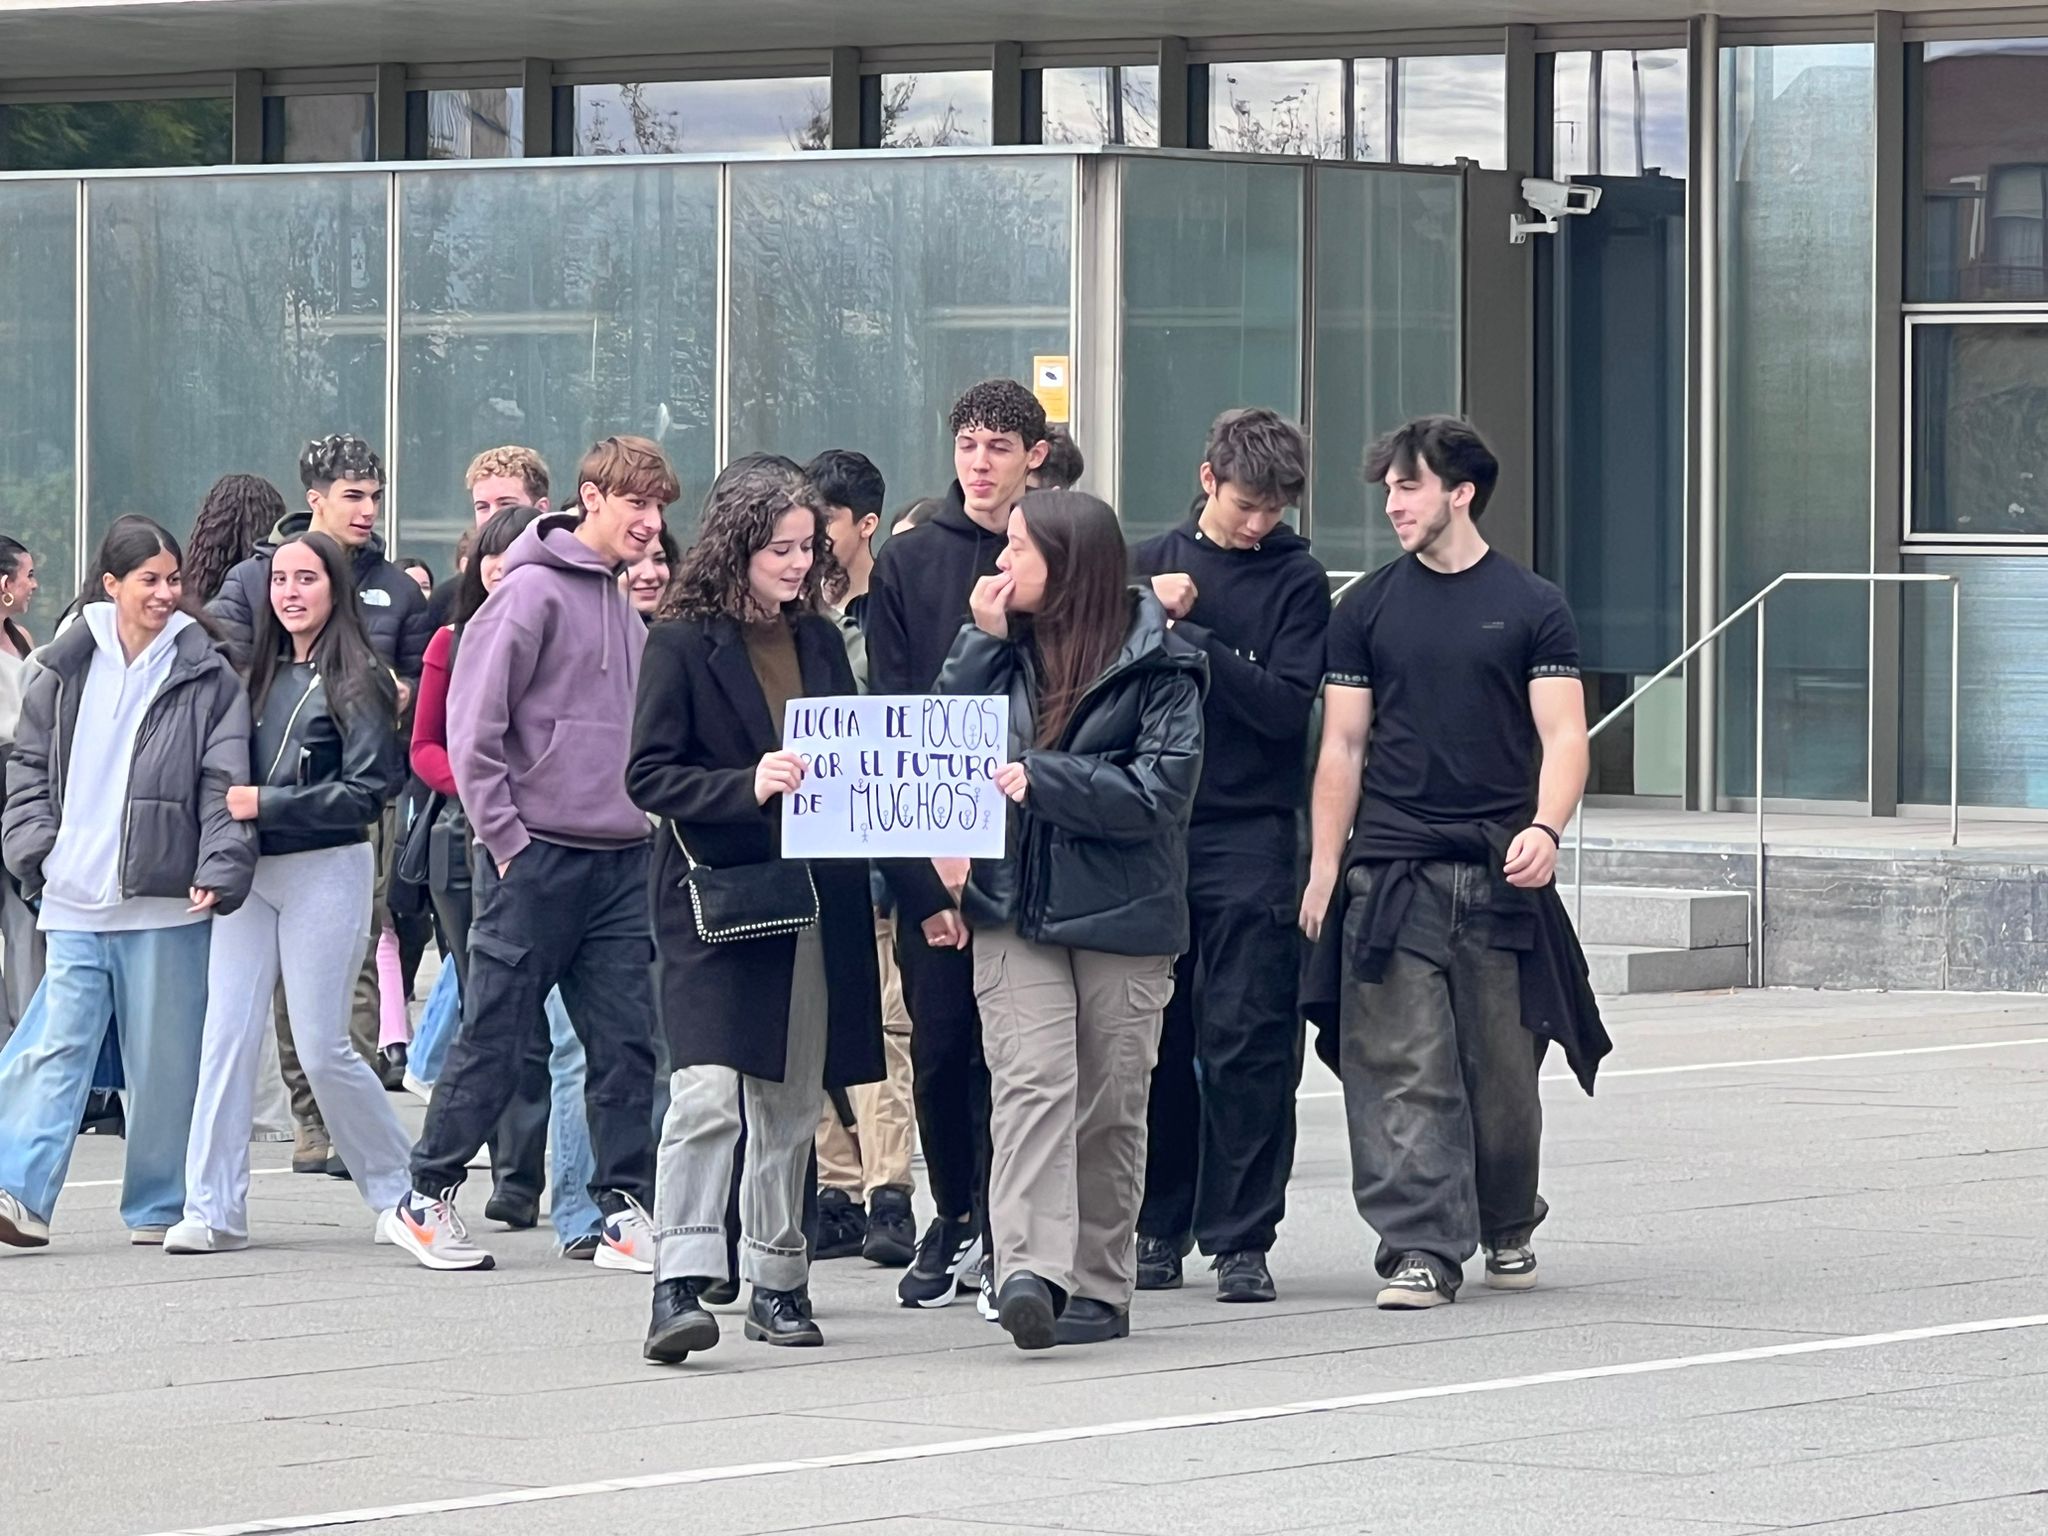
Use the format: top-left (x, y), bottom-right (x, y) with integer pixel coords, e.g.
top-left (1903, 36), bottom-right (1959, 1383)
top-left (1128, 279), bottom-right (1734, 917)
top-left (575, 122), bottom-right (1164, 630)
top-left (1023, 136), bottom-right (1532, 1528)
top-left (1685, 13), bottom-right (1722, 810)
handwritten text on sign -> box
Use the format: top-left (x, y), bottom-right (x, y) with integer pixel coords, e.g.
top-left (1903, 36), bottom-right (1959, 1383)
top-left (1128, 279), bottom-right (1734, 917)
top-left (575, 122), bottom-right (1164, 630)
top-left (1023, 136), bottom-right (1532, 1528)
top-left (780, 694), bottom-right (1010, 859)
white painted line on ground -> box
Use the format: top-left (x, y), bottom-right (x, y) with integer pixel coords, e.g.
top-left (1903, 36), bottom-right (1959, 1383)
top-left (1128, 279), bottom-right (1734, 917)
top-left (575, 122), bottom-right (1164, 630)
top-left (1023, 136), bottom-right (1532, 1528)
top-left (142, 1312), bottom-right (2048, 1536)
top-left (1298, 1034), bottom-right (2048, 1099)
top-left (63, 1166), bottom-right (294, 1192)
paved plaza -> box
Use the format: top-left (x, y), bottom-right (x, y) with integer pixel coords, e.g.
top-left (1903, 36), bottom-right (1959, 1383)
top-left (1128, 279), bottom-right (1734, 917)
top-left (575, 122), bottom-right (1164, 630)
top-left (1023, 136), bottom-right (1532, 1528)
top-left (5, 987), bottom-right (2047, 1536)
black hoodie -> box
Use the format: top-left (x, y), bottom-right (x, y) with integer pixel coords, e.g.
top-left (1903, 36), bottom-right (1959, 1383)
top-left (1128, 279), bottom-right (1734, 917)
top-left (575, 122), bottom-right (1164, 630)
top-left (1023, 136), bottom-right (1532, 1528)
top-left (209, 510), bottom-right (434, 682)
top-left (1130, 511), bottom-right (1330, 824)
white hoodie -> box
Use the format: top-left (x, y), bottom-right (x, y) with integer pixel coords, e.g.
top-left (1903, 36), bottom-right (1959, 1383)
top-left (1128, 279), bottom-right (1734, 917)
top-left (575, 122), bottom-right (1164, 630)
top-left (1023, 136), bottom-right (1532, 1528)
top-left (39, 606), bottom-right (206, 933)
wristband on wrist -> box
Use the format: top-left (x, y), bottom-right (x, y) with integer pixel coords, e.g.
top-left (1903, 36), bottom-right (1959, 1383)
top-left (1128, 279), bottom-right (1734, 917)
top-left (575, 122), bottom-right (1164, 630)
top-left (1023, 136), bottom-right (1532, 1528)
top-left (1532, 822), bottom-right (1562, 847)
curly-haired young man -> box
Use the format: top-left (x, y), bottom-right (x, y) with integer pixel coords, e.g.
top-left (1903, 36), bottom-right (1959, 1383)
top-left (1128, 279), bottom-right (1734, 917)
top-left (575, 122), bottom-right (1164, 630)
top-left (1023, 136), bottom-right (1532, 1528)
top-left (866, 379), bottom-right (1050, 1311)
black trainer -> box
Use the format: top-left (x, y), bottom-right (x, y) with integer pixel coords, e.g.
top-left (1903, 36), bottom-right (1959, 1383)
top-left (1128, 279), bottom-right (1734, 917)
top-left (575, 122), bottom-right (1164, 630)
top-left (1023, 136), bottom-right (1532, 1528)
top-left (996, 1272), bottom-right (1059, 1352)
top-left (560, 1234), bottom-right (602, 1261)
top-left (1136, 1234), bottom-right (1184, 1291)
top-left (1376, 1252), bottom-right (1454, 1311)
top-left (815, 1188), bottom-right (867, 1260)
top-left (1053, 1297), bottom-right (1130, 1346)
top-left (644, 1279), bottom-right (721, 1364)
top-left (485, 1190), bottom-right (540, 1230)
top-left (746, 1286), bottom-right (823, 1346)
top-left (701, 1276), bottom-right (741, 1307)
top-left (863, 1186), bottom-right (916, 1267)
top-left (897, 1215), bottom-right (982, 1308)
top-left (1214, 1250), bottom-right (1277, 1304)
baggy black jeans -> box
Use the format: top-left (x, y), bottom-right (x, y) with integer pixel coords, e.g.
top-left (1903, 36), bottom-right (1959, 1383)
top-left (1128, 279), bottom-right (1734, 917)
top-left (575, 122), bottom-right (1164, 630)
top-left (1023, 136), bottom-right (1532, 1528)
top-left (410, 838), bottom-right (657, 1207)
top-left (1140, 815), bottom-right (1306, 1256)
top-left (1338, 860), bottom-right (1546, 1292)
top-left (895, 930), bottom-right (990, 1228)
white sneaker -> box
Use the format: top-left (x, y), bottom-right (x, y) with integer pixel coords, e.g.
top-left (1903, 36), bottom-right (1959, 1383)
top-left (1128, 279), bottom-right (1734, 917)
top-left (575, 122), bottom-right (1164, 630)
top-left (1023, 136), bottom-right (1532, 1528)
top-left (129, 1227), bottom-right (170, 1246)
top-left (385, 1190), bottom-right (495, 1271)
top-left (163, 1219), bottom-right (247, 1254)
top-left (594, 1194), bottom-right (656, 1273)
top-left (0, 1191), bottom-right (50, 1248)
top-left (401, 1070), bottom-right (433, 1103)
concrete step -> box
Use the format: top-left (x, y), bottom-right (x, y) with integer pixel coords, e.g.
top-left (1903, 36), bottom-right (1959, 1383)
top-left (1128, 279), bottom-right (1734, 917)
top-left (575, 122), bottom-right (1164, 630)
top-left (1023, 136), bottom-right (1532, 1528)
top-left (1584, 943), bottom-right (1751, 996)
top-left (1569, 885), bottom-right (1750, 951)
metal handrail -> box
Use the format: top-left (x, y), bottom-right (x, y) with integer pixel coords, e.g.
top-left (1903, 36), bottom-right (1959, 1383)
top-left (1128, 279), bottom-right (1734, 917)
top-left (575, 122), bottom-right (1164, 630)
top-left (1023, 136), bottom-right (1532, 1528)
top-left (1570, 572), bottom-right (1962, 986)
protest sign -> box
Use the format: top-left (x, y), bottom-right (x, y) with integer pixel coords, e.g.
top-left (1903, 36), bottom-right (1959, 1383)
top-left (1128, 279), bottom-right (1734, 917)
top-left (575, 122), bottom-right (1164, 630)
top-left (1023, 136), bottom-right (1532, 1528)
top-left (780, 694), bottom-right (1009, 859)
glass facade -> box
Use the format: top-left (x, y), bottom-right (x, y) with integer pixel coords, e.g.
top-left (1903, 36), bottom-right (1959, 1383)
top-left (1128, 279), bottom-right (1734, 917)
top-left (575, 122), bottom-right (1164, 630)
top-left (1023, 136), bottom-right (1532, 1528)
top-left (1042, 66), bottom-right (1160, 147)
top-left (1552, 49), bottom-right (1688, 179)
top-left (1119, 158), bottom-right (1304, 539)
top-left (879, 73), bottom-right (992, 148)
top-left (1913, 40), bottom-right (2048, 303)
top-left (1910, 322), bottom-right (2048, 538)
top-left (0, 98), bottom-right (231, 172)
top-left (87, 174), bottom-right (388, 550)
top-left (267, 94), bottom-right (375, 163)
top-left (1209, 61), bottom-right (1345, 158)
top-left (574, 80), bottom-right (825, 155)
top-left (425, 88), bottom-right (524, 159)
top-left (1394, 55), bottom-right (1507, 168)
top-left (397, 164), bottom-right (719, 557)
top-left (0, 184), bottom-right (77, 589)
top-left (1902, 556), bottom-right (2048, 808)
top-left (728, 157), bottom-right (1070, 518)
top-left (1719, 44), bottom-right (1875, 802)
top-left (1310, 167), bottom-right (1462, 574)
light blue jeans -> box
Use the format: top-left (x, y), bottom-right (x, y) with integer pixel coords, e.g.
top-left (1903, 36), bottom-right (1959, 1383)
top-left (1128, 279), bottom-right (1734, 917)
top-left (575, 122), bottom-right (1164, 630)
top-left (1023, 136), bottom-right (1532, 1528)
top-left (0, 924), bottom-right (212, 1229)
top-left (411, 964), bottom-right (597, 1244)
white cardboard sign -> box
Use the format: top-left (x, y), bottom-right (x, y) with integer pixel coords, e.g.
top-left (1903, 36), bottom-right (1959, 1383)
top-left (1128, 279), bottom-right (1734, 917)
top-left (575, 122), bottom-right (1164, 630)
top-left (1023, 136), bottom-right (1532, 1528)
top-left (780, 694), bottom-right (1010, 859)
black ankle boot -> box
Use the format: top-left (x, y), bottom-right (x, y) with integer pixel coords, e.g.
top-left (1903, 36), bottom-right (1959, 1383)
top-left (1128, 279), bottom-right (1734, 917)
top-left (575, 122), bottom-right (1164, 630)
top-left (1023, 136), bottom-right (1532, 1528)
top-left (996, 1271), bottom-right (1060, 1352)
top-left (645, 1278), bottom-right (722, 1364)
top-left (745, 1286), bottom-right (824, 1346)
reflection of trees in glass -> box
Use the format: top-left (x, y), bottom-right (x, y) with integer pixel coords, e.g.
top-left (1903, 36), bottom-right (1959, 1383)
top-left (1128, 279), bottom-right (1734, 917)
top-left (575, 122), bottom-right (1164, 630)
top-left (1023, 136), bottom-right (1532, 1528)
top-left (396, 167), bottom-right (719, 554)
top-left (1042, 67), bottom-right (1160, 146)
top-left (0, 98), bottom-right (232, 171)
top-left (727, 160), bottom-right (1070, 503)
top-left (578, 82), bottom-right (817, 156)
top-left (583, 85), bottom-right (685, 154)
top-left (88, 177), bottom-right (388, 549)
top-left (0, 188), bottom-right (75, 581)
top-left (1214, 66), bottom-right (1343, 158)
top-left (791, 76), bottom-right (985, 151)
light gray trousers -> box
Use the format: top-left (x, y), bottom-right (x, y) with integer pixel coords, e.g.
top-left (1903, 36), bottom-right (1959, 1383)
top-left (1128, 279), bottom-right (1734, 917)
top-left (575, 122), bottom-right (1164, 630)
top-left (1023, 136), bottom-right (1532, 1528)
top-left (183, 844), bottom-right (414, 1236)
top-left (654, 928), bottom-right (827, 1292)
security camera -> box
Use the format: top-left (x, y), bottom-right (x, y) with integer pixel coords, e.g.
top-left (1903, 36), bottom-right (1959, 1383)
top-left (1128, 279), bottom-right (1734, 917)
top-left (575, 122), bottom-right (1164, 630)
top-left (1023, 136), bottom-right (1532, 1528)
top-left (1509, 177), bottom-right (1604, 243)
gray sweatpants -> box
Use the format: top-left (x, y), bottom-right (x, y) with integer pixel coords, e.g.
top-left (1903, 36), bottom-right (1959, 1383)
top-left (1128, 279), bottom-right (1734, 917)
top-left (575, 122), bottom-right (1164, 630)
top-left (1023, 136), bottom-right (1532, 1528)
top-left (654, 928), bottom-right (827, 1292)
top-left (183, 844), bottom-right (414, 1237)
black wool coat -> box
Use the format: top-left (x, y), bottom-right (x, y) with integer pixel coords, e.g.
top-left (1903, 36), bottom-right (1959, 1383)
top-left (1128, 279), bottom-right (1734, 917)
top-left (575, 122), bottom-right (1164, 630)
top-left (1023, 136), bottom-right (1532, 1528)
top-left (627, 612), bottom-right (883, 1089)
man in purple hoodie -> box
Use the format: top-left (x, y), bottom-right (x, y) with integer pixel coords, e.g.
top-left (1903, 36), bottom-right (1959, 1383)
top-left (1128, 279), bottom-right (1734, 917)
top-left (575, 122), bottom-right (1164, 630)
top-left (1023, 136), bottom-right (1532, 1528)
top-left (385, 435), bottom-right (676, 1273)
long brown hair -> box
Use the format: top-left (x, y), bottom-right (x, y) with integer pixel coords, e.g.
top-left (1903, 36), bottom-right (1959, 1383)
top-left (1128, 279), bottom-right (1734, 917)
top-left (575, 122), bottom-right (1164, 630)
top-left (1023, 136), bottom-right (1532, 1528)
top-left (663, 454), bottom-right (842, 623)
top-left (1016, 491), bottom-right (1131, 748)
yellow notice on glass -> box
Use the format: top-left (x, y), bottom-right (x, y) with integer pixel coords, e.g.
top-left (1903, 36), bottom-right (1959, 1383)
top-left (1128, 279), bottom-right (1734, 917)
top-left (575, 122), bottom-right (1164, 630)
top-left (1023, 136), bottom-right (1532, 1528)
top-left (1032, 355), bottom-right (1072, 424)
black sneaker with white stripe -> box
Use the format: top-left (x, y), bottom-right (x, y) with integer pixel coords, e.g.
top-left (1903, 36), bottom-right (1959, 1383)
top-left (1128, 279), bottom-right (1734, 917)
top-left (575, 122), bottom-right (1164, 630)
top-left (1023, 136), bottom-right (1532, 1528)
top-left (896, 1215), bottom-right (983, 1308)
top-left (1375, 1252), bottom-right (1454, 1310)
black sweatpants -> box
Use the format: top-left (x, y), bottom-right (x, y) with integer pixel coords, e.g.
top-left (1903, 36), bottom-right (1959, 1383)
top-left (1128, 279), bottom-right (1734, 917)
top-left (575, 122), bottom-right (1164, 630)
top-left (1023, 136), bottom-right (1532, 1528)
top-left (430, 847), bottom-right (553, 1206)
top-left (895, 927), bottom-right (990, 1227)
top-left (411, 838), bottom-right (657, 1206)
top-left (1140, 815), bottom-right (1306, 1257)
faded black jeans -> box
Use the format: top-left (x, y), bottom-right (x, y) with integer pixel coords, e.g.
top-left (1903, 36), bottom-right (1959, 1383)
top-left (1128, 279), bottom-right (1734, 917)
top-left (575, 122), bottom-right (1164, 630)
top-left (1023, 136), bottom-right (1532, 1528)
top-left (1338, 860), bottom-right (1546, 1291)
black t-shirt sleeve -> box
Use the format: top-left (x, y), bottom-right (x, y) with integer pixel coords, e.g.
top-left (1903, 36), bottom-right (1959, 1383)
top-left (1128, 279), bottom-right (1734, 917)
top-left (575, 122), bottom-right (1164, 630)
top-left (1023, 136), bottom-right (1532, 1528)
top-left (1527, 585), bottom-right (1582, 681)
top-left (1322, 587), bottom-right (1373, 690)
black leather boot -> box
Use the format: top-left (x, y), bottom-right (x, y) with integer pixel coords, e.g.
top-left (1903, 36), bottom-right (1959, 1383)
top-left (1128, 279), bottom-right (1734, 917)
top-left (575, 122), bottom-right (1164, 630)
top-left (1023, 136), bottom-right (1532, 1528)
top-left (644, 1279), bottom-right (721, 1364)
top-left (745, 1286), bottom-right (824, 1346)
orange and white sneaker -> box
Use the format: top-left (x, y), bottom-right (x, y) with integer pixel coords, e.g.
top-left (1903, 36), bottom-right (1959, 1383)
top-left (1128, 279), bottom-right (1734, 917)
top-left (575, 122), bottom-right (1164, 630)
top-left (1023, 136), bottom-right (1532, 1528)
top-left (594, 1194), bottom-right (656, 1273)
top-left (383, 1189), bottom-right (495, 1271)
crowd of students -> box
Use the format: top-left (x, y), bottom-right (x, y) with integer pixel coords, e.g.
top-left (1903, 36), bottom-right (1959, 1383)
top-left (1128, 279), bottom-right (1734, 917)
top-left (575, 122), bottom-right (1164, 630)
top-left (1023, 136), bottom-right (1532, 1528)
top-left (0, 378), bottom-right (1606, 1358)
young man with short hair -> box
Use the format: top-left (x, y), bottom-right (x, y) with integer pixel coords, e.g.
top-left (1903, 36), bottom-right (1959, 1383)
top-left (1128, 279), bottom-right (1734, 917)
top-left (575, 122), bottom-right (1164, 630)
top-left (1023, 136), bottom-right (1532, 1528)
top-left (1029, 428), bottom-right (1085, 492)
top-left (1129, 408), bottom-right (1329, 1303)
top-left (1299, 415), bottom-right (1605, 1311)
top-left (387, 435), bottom-right (675, 1272)
top-left (428, 447), bottom-right (554, 629)
top-left (802, 448), bottom-right (918, 1269)
top-left (866, 380), bottom-right (1051, 1308)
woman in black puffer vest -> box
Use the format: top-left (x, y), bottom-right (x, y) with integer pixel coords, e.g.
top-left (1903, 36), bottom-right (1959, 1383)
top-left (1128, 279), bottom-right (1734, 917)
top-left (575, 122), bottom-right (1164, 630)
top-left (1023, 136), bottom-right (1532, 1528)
top-left (935, 489), bottom-right (1206, 1352)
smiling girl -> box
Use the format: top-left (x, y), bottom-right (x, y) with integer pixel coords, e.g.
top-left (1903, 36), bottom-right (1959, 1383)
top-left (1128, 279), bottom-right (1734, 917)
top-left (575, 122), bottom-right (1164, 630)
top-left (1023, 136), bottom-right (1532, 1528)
top-left (168, 532), bottom-right (412, 1252)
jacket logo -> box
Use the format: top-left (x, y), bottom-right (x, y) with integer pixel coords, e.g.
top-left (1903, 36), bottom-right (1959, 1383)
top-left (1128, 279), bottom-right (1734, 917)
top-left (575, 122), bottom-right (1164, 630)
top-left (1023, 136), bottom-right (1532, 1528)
top-left (1480, 621), bottom-right (1505, 630)
top-left (362, 590), bottom-right (392, 607)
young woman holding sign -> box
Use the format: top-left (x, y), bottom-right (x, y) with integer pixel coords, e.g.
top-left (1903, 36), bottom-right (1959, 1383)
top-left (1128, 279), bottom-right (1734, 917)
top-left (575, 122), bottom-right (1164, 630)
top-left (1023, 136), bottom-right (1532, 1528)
top-left (627, 454), bottom-right (881, 1361)
top-left (935, 489), bottom-right (1206, 1351)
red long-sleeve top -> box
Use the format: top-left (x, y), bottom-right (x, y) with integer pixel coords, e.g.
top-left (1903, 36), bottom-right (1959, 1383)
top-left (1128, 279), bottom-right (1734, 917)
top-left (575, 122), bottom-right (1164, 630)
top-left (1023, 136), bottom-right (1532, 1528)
top-left (409, 624), bottom-right (459, 797)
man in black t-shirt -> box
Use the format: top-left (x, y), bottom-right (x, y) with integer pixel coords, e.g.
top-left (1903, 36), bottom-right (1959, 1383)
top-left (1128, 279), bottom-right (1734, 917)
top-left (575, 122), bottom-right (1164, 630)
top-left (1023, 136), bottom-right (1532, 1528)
top-left (1300, 416), bottom-right (1589, 1312)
